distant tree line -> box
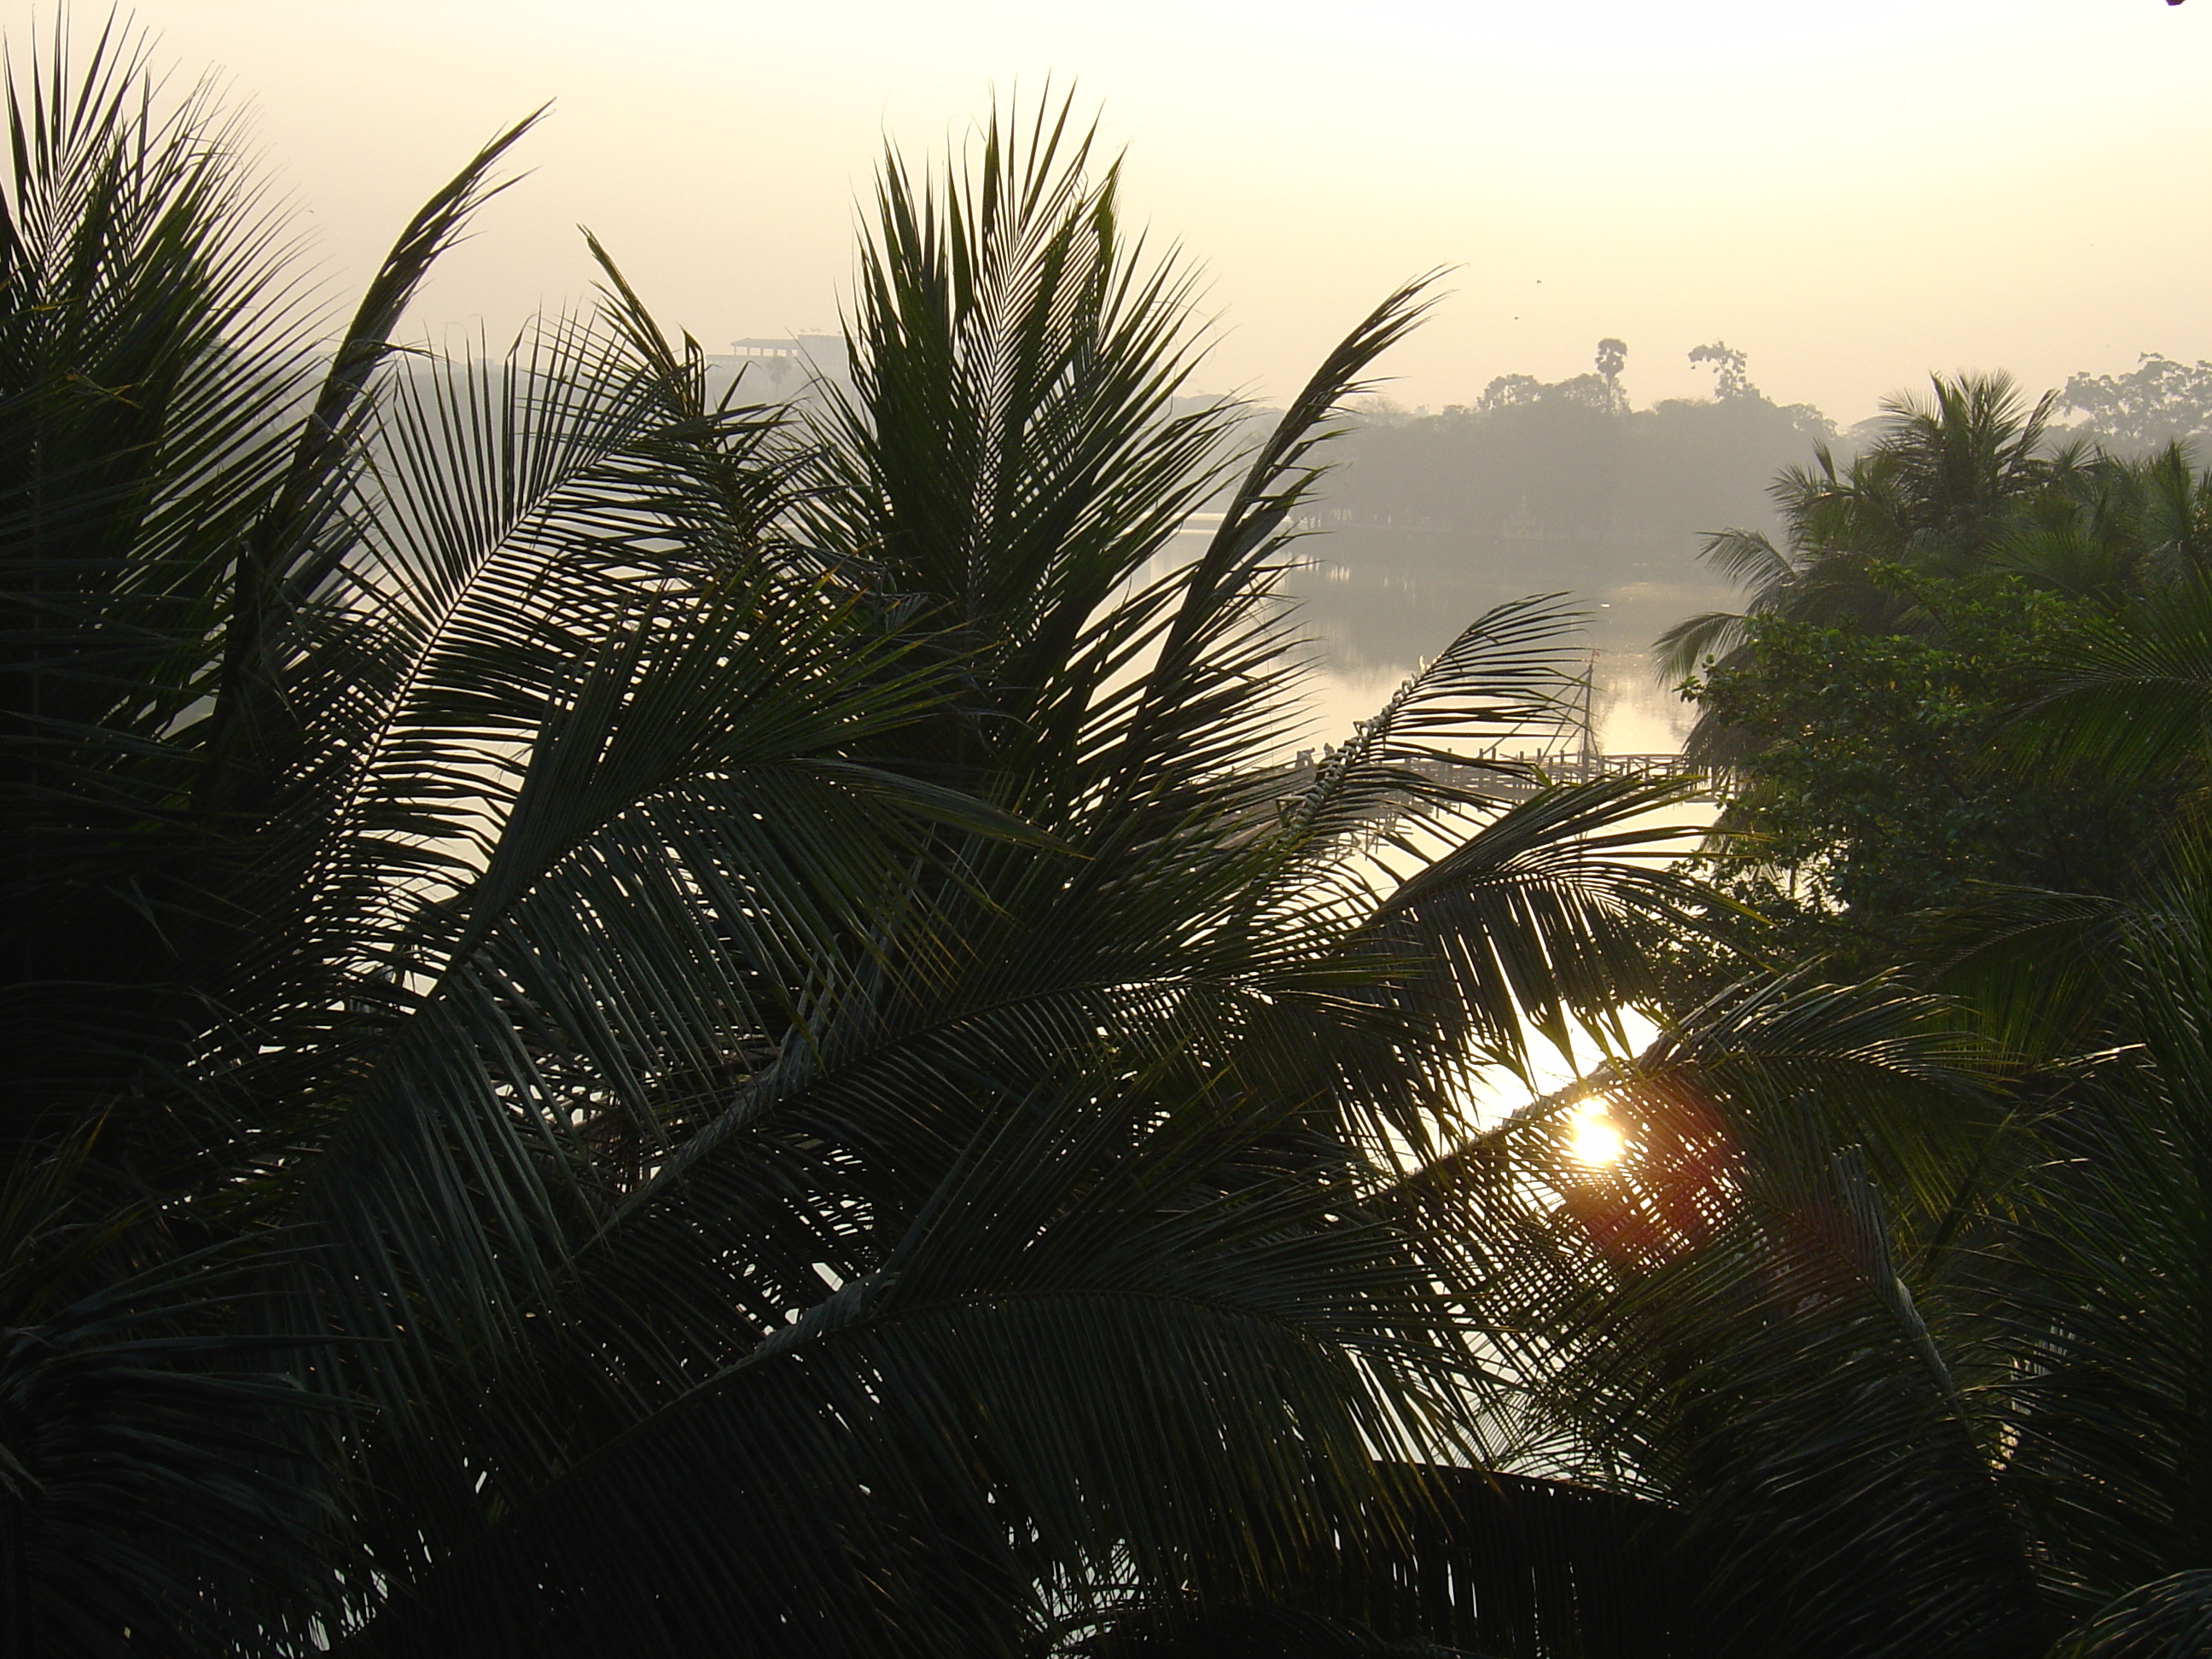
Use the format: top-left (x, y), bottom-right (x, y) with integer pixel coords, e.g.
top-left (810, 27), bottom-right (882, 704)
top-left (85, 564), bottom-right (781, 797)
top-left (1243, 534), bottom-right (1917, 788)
top-left (2058, 352), bottom-right (2212, 452)
top-left (1325, 341), bottom-right (1833, 565)
top-left (1324, 342), bottom-right (2212, 594)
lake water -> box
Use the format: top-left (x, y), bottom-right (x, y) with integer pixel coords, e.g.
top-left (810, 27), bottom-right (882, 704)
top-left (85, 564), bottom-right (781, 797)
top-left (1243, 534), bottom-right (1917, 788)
top-left (1274, 521), bottom-right (1730, 760)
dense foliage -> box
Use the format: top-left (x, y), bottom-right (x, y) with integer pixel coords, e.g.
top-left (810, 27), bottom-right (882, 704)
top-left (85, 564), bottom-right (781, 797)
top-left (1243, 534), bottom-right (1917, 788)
top-left (1656, 372), bottom-right (2209, 958)
top-left (1679, 579), bottom-right (2174, 980)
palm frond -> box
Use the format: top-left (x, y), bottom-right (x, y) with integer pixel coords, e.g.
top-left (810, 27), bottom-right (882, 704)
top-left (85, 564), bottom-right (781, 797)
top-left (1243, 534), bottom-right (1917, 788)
top-left (2051, 1572), bottom-right (2212, 1659)
top-left (0, 1137), bottom-right (345, 1656)
top-left (341, 1068), bottom-right (1467, 1656)
top-left (1400, 969), bottom-right (2044, 1656)
top-left (1358, 776), bottom-right (1708, 1078)
top-left (2014, 576), bottom-right (2212, 786)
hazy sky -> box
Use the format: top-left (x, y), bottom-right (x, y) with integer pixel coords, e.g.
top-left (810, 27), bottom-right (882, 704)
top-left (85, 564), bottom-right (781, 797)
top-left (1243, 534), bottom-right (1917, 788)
top-left (54, 0), bottom-right (2212, 423)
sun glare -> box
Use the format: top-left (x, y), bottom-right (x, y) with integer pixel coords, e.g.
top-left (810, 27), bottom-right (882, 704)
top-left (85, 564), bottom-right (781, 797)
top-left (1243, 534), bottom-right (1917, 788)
top-left (1567, 1103), bottom-right (1628, 1169)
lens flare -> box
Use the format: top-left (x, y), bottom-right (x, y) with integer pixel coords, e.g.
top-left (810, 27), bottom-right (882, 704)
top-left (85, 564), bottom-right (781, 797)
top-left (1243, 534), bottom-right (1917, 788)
top-left (1567, 1103), bottom-right (1627, 1168)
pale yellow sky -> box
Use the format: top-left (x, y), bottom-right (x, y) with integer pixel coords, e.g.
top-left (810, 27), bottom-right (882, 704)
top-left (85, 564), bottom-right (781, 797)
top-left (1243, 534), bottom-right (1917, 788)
top-left (42, 0), bottom-right (2212, 422)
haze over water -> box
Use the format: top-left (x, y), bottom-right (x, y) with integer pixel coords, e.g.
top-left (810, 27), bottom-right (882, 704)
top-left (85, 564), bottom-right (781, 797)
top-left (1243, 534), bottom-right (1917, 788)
top-left (1283, 521), bottom-right (1703, 759)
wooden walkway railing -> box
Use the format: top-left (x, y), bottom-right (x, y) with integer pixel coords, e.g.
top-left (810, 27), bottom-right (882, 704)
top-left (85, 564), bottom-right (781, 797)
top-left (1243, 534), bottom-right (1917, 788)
top-left (1251, 751), bottom-right (1707, 847)
top-left (1275, 751), bottom-right (1700, 795)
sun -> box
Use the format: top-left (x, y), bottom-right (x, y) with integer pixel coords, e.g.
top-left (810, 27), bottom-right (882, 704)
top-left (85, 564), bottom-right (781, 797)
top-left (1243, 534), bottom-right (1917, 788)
top-left (1567, 1103), bottom-right (1628, 1169)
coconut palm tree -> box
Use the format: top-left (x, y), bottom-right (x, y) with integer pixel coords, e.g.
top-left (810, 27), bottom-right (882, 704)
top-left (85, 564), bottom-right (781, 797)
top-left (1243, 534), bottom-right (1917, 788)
top-left (1657, 374), bottom-right (2058, 669)
top-left (337, 102), bottom-right (1720, 1659)
top-left (1660, 372), bottom-right (2212, 768)
top-left (3, 25), bottom-right (1710, 1656)
top-left (3, 21), bottom-right (1009, 1648)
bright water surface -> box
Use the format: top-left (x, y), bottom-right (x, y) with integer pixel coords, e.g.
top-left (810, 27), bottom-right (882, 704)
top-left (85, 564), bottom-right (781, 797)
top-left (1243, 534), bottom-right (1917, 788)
top-left (1275, 520), bottom-right (1726, 760)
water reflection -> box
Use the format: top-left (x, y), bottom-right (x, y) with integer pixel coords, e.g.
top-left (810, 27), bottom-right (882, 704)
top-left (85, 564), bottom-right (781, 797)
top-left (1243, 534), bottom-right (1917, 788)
top-left (1278, 521), bottom-right (1725, 758)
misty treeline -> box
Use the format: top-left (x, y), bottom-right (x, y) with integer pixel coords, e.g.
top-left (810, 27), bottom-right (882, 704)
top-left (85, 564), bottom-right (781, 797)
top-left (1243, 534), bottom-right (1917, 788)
top-left (1325, 336), bottom-right (2212, 597)
top-left (1332, 340), bottom-right (1826, 560)
top-left (9, 15), bottom-right (2212, 1659)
